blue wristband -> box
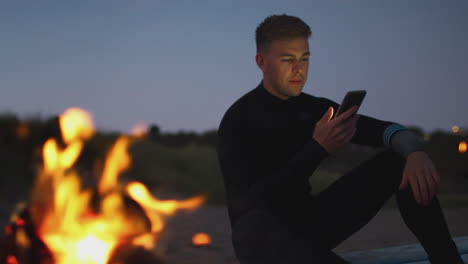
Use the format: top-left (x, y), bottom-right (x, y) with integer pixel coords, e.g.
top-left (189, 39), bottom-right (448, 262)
top-left (383, 124), bottom-right (408, 147)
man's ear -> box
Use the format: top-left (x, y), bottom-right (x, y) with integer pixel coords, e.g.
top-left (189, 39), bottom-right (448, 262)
top-left (255, 53), bottom-right (265, 71)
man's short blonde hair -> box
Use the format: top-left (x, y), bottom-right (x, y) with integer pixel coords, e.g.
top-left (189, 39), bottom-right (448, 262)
top-left (255, 14), bottom-right (312, 53)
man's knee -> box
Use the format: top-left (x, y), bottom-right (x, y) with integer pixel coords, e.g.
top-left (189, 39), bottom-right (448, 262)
top-left (232, 210), bottom-right (284, 261)
top-left (379, 148), bottom-right (405, 166)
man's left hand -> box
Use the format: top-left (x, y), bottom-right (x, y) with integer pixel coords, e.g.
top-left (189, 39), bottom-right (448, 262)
top-left (399, 151), bottom-right (441, 206)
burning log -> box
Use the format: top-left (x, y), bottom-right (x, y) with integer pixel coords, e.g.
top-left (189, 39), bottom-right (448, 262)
top-left (2, 209), bottom-right (54, 264)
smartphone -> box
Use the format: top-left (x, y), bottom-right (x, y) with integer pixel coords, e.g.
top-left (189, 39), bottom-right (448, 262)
top-left (333, 90), bottom-right (367, 119)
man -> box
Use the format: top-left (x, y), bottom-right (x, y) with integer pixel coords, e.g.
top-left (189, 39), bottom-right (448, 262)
top-left (217, 14), bottom-right (464, 263)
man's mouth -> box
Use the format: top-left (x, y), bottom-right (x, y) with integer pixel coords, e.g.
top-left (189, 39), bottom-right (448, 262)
top-left (289, 80), bottom-right (302, 84)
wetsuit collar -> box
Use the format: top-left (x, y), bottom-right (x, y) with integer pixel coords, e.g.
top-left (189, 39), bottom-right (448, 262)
top-left (256, 81), bottom-right (298, 105)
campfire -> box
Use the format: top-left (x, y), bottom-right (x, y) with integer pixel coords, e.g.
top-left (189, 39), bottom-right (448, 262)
top-left (1, 108), bottom-right (205, 264)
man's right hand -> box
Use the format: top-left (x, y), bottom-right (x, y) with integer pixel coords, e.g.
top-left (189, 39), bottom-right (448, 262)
top-left (313, 106), bottom-right (359, 154)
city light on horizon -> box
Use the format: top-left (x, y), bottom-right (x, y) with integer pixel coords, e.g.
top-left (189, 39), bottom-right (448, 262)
top-left (459, 141), bottom-right (467, 154)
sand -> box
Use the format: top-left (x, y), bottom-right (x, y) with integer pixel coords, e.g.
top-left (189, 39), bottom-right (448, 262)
top-left (1, 197), bottom-right (466, 263)
top-left (157, 206), bottom-right (468, 264)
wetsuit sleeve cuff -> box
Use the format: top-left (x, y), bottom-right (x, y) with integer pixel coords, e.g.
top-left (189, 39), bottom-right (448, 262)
top-left (390, 130), bottom-right (426, 158)
top-left (383, 123), bottom-right (408, 147)
top-left (306, 138), bottom-right (330, 160)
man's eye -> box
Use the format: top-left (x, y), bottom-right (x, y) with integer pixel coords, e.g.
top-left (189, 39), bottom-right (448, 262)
top-left (301, 57), bottom-right (309, 62)
top-left (281, 59), bottom-right (293, 62)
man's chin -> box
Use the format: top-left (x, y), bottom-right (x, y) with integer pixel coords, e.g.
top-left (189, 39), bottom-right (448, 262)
top-left (289, 86), bottom-right (304, 97)
top-left (274, 84), bottom-right (303, 99)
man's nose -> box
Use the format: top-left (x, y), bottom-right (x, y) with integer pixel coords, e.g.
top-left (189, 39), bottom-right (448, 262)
top-left (292, 63), bottom-right (303, 73)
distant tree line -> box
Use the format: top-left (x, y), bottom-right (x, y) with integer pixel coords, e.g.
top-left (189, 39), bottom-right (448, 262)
top-left (1, 112), bottom-right (467, 155)
top-left (1, 112), bottom-right (467, 175)
top-left (1, 112), bottom-right (468, 197)
top-left (0, 113), bottom-right (218, 170)
top-left (148, 125), bottom-right (217, 148)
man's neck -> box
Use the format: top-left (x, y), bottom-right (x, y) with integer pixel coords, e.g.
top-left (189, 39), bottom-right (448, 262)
top-left (262, 80), bottom-right (289, 100)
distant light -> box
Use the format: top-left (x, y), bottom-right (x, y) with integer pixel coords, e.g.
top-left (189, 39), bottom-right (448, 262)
top-left (459, 141), bottom-right (467, 153)
top-left (192, 232), bottom-right (212, 246)
top-left (6, 255), bottom-right (18, 264)
top-left (131, 122), bottom-right (148, 138)
top-left (452, 126), bottom-right (460, 133)
top-left (16, 122), bottom-right (29, 140)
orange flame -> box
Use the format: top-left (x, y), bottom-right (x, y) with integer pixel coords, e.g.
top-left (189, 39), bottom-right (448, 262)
top-left (99, 137), bottom-right (131, 195)
top-left (127, 182), bottom-right (205, 236)
top-left (59, 108), bottom-right (94, 144)
top-left (26, 107), bottom-right (204, 264)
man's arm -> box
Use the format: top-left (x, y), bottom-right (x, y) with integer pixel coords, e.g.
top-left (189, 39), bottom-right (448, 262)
top-left (317, 97), bottom-right (399, 148)
top-left (357, 119), bottom-right (440, 206)
top-left (317, 96), bottom-right (439, 205)
top-left (355, 118), bottom-right (439, 206)
top-left (387, 125), bottom-right (441, 206)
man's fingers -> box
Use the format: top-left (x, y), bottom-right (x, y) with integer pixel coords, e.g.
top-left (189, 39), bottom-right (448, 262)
top-left (424, 167), bottom-right (437, 202)
top-left (322, 107), bottom-right (334, 122)
top-left (409, 172), bottom-right (422, 205)
top-left (417, 169), bottom-right (430, 206)
top-left (430, 165), bottom-right (441, 194)
top-left (345, 114), bottom-right (359, 126)
top-left (335, 123), bottom-right (357, 145)
top-left (342, 126), bottom-right (357, 143)
top-left (333, 106), bottom-right (358, 124)
top-left (328, 107), bottom-right (335, 121)
top-left (336, 107), bottom-right (358, 123)
top-left (332, 114), bottom-right (359, 137)
top-left (399, 171), bottom-right (408, 190)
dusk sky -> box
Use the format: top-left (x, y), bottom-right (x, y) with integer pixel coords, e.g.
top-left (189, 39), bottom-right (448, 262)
top-left (1, 1), bottom-right (467, 134)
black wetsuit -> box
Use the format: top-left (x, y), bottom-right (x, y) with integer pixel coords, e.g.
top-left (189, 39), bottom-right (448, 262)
top-left (217, 82), bottom-right (462, 263)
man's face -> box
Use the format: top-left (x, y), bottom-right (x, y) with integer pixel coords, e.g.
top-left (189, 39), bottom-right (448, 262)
top-left (257, 37), bottom-right (310, 100)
